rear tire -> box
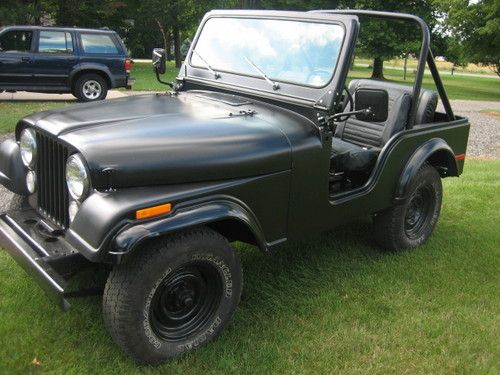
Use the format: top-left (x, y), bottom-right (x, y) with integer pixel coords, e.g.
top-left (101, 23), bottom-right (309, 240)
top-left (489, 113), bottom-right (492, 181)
top-left (373, 163), bottom-right (442, 251)
top-left (74, 73), bottom-right (108, 102)
top-left (102, 227), bottom-right (242, 365)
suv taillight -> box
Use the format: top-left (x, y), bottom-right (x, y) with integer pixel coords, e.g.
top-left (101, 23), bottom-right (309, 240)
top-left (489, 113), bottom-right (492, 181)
top-left (124, 59), bottom-right (133, 73)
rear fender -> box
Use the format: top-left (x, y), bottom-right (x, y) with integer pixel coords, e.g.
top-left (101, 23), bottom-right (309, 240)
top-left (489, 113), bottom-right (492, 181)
top-left (69, 64), bottom-right (115, 88)
top-left (110, 199), bottom-right (267, 264)
top-left (395, 138), bottom-right (458, 202)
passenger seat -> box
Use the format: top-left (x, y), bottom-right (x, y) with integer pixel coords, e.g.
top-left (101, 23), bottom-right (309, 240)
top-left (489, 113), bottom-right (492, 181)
top-left (331, 79), bottom-right (438, 177)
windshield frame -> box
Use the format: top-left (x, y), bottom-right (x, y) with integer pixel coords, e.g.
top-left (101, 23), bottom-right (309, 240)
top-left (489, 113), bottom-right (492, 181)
top-left (181, 10), bottom-right (359, 110)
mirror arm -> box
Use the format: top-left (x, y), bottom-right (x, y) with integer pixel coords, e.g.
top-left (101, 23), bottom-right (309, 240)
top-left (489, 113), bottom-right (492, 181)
top-left (155, 69), bottom-right (175, 89)
top-left (329, 108), bottom-right (373, 123)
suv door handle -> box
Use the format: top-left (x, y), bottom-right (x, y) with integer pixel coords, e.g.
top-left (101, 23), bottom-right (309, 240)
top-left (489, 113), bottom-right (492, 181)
top-left (21, 57), bottom-right (31, 62)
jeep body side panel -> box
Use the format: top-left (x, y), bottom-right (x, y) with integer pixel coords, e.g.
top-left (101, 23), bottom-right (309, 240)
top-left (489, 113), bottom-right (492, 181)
top-left (285, 116), bottom-right (470, 241)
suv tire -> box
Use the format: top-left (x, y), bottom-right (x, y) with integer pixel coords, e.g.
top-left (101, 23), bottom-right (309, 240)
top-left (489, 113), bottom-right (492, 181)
top-left (102, 227), bottom-right (243, 365)
top-left (74, 73), bottom-right (108, 102)
top-left (373, 163), bottom-right (442, 251)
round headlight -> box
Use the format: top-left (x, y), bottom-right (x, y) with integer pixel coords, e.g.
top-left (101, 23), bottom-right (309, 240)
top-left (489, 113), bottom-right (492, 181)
top-left (26, 170), bottom-right (37, 194)
top-left (66, 154), bottom-right (89, 200)
top-left (68, 200), bottom-right (80, 223)
top-left (20, 128), bottom-right (37, 168)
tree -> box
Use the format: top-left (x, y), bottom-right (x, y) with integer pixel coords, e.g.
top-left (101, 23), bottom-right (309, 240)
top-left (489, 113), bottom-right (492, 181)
top-left (437, 0), bottom-right (500, 77)
top-left (0, 0), bottom-right (48, 25)
top-left (338, 0), bottom-right (436, 80)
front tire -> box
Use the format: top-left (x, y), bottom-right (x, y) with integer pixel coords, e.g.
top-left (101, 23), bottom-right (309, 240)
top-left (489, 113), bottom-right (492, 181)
top-left (373, 163), bottom-right (442, 251)
top-left (102, 227), bottom-right (242, 365)
top-left (74, 73), bottom-right (108, 102)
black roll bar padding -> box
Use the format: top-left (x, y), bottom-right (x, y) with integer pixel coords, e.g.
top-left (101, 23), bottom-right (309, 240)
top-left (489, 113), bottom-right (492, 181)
top-left (311, 9), bottom-right (455, 126)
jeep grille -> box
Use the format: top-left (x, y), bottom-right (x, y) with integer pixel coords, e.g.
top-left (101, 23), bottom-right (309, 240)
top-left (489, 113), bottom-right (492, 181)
top-left (35, 132), bottom-right (70, 228)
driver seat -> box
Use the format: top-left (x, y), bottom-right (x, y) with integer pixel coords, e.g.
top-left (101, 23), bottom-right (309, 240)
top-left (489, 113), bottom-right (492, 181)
top-left (331, 79), bottom-right (438, 180)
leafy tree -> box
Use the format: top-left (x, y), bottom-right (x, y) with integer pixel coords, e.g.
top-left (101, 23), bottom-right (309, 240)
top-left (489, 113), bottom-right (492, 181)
top-left (437, 0), bottom-right (500, 77)
top-left (0, 0), bottom-right (48, 25)
top-left (48, 0), bottom-right (128, 29)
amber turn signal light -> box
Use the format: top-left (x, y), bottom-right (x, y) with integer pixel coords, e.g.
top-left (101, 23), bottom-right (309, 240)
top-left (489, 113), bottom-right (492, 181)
top-left (135, 203), bottom-right (172, 220)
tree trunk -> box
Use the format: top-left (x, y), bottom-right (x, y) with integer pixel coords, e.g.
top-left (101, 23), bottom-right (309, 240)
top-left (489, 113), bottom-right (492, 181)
top-left (166, 31), bottom-right (173, 61)
top-left (173, 26), bottom-right (181, 68)
top-left (403, 55), bottom-right (408, 80)
top-left (155, 19), bottom-right (168, 56)
top-left (488, 64), bottom-right (500, 78)
top-left (371, 57), bottom-right (384, 80)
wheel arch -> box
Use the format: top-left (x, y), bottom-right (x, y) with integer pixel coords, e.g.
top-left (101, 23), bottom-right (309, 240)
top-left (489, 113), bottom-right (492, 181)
top-left (70, 66), bottom-right (113, 90)
top-left (395, 138), bottom-right (458, 202)
top-left (110, 200), bottom-right (269, 264)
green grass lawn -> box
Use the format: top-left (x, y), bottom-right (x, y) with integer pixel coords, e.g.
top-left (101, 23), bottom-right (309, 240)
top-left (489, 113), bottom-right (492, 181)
top-left (0, 160), bottom-right (498, 374)
top-left (0, 102), bottom-right (73, 135)
top-left (128, 61), bottom-right (179, 91)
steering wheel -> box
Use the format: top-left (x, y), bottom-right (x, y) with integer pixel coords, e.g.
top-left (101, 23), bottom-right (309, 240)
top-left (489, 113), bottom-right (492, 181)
top-left (342, 85), bottom-right (354, 112)
top-left (306, 69), bottom-right (332, 86)
top-left (330, 86), bottom-right (355, 124)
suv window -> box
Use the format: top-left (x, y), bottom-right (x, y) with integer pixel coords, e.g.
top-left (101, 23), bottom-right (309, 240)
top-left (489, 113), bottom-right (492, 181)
top-left (80, 33), bottom-right (119, 54)
top-left (38, 31), bottom-right (73, 54)
top-left (0, 30), bottom-right (33, 53)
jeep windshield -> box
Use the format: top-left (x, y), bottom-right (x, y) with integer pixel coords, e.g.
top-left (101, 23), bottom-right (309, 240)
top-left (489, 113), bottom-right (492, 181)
top-left (190, 17), bottom-right (345, 88)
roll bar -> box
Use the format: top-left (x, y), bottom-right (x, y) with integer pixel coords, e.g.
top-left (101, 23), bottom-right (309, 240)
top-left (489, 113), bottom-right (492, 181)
top-left (311, 9), bottom-right (455, 127)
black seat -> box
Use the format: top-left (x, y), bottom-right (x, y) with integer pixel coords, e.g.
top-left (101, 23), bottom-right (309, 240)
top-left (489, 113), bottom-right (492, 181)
top-left (331, 79), bottom-right (438, 177)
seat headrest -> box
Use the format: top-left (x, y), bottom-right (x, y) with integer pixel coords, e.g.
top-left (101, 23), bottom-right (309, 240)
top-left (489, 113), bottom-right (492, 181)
top-left (348, 79), bottom-right (438, 125)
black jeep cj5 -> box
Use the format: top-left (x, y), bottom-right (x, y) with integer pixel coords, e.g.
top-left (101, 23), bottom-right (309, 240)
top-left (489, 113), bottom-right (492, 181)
top-left (0, 10), bottom-right (469, 364)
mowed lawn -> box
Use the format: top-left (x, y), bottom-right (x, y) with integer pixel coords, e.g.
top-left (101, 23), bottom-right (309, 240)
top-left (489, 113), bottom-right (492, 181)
top-left (0, 159), bottom-right (498, 374)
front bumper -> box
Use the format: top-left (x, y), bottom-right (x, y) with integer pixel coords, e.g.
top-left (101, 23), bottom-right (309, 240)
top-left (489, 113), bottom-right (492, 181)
top-left (0, 209), bottom-right (89, 311)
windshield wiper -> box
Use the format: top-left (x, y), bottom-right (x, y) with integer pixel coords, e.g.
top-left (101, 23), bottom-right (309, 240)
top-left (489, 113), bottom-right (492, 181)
top-left (192, 49), bottom-right (220, 79)
top-left (244, 56), bottom-right (280, 91)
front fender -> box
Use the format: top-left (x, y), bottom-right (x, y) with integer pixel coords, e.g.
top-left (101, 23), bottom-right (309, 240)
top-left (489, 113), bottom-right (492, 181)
top-left (395, 138), bottom-right (458, 202)
top-left (110, 199), bottom-right (267, 264)
top-left (64, 175), bottom-right (283, 263)
top-left (0, 139), bottom-right (29, 196)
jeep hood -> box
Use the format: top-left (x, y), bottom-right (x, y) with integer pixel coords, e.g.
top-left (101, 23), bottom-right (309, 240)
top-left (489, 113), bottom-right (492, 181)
top-left (21, 92), bottom-right (292, 188)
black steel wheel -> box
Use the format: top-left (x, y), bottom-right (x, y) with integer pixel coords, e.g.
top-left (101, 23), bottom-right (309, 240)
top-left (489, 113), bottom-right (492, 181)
top-left (404, 185), bottom-right (434, 239)
top-left (149, 263), bottom-right (223, 342)
top-left (103, 227), bottom-right (242, 365)
top-left (374, 163), bottom-right (442, 251)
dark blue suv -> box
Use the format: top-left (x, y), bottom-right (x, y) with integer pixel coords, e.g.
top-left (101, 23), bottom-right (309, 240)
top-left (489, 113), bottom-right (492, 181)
top-left (0, 26), bottom-right (134, 101)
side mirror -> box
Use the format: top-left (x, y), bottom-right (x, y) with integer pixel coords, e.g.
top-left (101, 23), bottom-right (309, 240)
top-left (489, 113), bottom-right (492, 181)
top-left (152, 48), bottom-right (167, 75)
top-left (354, 89), bottom-right (389, 122)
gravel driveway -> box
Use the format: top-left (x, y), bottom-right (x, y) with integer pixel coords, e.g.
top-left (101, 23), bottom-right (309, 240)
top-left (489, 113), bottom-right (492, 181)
top-left (1, 99), bottom-right (499, 209)
top-left (438, 100), bottom-right (500, 158)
